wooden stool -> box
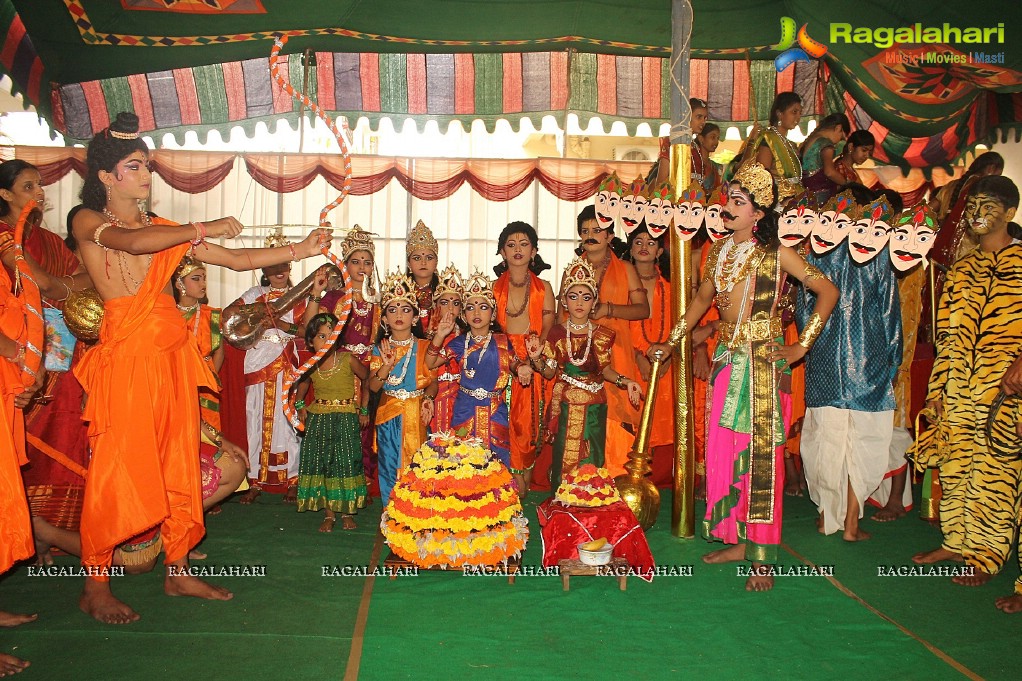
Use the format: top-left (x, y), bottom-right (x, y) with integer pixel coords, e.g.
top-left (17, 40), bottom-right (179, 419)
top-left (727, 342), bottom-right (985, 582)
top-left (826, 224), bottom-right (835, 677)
top-left (558, 557), bottom-right (628, 591)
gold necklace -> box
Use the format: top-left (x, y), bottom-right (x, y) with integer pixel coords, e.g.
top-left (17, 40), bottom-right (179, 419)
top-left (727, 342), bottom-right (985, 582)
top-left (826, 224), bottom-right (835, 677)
top-left (103, 208), bottom-right (153, 294)
top-left (317, 354), bottom-right (343, 379)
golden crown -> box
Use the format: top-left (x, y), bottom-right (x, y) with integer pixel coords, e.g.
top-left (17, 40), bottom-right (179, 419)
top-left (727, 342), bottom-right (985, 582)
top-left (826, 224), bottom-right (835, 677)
top-left (340, 224), bottom-right (376, 260)
top-left (462, 268), bottom-right (496, 306)
top-left (174, 254), bottom-right (205, 281)
top-left (380, 269), bottom-right (418, 308)
top-left (264, 229), bottom-right (291, 249)
top-left (731, 162), bottom-right (775, 208)
top-left (434, 264), bottom-right (465, 301)
top-left (560, 256), bottom-right (598, 295)
top-left (406, 219), bottom-right (438, 257)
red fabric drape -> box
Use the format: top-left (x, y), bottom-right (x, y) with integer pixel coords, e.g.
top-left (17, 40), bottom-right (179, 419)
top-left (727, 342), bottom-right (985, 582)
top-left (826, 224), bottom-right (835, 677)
top-left (14, 146), bottom-right (959, 204)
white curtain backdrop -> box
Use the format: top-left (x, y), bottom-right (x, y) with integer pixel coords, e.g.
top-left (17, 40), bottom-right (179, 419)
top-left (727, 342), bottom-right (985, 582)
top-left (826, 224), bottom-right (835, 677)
top-left (39, 162), bottom-right (599, 308)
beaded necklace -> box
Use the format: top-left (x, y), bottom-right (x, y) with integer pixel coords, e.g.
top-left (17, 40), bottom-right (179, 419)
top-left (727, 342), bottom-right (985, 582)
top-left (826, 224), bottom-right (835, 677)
top-left (461, 331), bottom-right (492, 379)
top-left (385, 336), bottom-right (415, 386)
top-left (566, 320), bottom-right (594, 367)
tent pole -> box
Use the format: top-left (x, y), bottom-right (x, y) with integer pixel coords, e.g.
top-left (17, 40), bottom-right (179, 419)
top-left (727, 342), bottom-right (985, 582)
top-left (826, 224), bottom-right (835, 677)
top-left (299, 49), bottom-right (313, 152)
top-left (669, 0), bottom-right (694, 539)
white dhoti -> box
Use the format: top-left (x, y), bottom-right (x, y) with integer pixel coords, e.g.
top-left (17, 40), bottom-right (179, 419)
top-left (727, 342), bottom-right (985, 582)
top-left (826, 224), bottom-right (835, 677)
top-left (867, 425), bottom-right (914, 510)
top-left (801, 407), bottom-right (894, 535)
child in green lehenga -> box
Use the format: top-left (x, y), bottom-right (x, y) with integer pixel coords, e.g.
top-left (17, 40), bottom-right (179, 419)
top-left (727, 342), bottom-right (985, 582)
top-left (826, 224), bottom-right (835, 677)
top-left (295, 313), bottom-right (369, 531)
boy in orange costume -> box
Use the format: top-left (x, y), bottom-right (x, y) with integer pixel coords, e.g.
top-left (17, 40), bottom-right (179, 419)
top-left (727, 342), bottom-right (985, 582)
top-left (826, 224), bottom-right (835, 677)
top-left (71, 113), bottom-right (332, 624)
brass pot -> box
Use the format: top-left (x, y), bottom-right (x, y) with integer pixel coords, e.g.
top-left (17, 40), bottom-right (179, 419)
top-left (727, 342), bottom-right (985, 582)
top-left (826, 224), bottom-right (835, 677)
top-left (64, 288), bottom-right (105, 341)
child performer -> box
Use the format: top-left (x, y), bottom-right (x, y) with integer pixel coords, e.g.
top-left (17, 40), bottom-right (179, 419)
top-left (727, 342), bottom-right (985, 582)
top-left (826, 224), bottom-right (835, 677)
top-left (303, 226), bottom-right (380, 496)
top-left (526, 257), bottom-right (642, 489)
top-left (406, 220), bottom-right (440, 331)
top-left (368, 271), bottom-right (438, 505)
top-left (648, 162), bottom-right (839, 591)
top-left (493, 222), bottom-right (555, 493)
top-left (427, 270), bottom-right (533, 472)
top-left (295, 313), bottom-right (369, 531)
top-left (172, 256), bottom-right (247, 515)
top-left (427, 265), bottom-right (466, 433)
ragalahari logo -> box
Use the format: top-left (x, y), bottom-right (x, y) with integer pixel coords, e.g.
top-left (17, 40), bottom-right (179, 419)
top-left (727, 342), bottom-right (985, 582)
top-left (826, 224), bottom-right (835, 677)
top-left (773, 17), bottom-right (829, 72)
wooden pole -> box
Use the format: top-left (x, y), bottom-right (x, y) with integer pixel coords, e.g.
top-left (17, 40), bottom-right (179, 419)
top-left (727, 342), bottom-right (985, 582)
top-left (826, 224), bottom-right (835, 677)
top-left (669, 0), bottom-right (695, 538)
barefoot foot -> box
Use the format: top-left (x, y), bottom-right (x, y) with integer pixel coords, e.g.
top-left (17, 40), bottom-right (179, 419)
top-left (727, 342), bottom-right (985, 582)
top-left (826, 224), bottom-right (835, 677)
top-left (239, 488), bottom-right (261, 505)
top-left (995, 593), bottom-right (1022, 613)
top-left (284, 485), bottom-right (297, 505)
top-left (746, 564), bottom-right (775, 592)
top-left (872, 505), bottom-right (907, 523)
top-left (340, 515), bottom-right (357, 531)
top-left (0, 611), bottom-right (37, 628)
top-left (912, 547), bottom-right (963, 565)
top-left (953, 567), bottom-right (994, 587)
top-left (702, 544), bottom-right (745, 564)
top-left (79, 579), bottom-right (140, 624)
top-left (188, 549), bottom-right (207, 560)
top-left (207, 504), bottom-right (223, 516)
top-left (165, 572), bottom-right (233, 601)
top-left (0, 653), bottom-right (29, 676)
top-left (842, 528), bottom-right (871, 542)
top-left (319, 516), bottom-right (336, 533)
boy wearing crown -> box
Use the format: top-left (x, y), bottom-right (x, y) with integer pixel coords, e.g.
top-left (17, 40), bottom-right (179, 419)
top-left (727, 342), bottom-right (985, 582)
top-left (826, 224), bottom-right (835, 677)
top-left (368, 270), bottom-right (438, 505)
top-left (649, 162), bottom-right (838, 591)
top-left (225, 231), bottom-right (307, 505)
top-left (909, 177), bottom-right (1022, 604)
top-left (797, 189), bottom-right (902, 543)
top-left (528, 257), bottom-right (643, 489)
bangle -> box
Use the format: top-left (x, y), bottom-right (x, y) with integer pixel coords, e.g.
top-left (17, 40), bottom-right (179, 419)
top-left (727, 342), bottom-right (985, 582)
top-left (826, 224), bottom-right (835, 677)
top-left (666, 319), bottom-right (689, 347)
top-left (426, 343), bottom-right (442, 356)
top-left (358, 406), bottom-right (369, 416)
top-left (798, 312), bottom-right (825, 350)
top-left (288, 243), bottom-right (299, 262)
top-left (93, 223), bottom-right (110, 249)
top-left (614, 374), bottom-right (626, 389)
top-left (295, 399), bottom-right (306, 410)
top-left (190, 221), bottom-right (206, 247)
top-left (287, 323), bottom-right (299, 335)
top-left (308, 293), bottom-right (323, 303)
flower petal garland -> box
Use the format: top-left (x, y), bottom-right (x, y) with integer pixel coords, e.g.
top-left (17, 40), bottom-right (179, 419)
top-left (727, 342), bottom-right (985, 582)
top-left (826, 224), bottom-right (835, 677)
top-left (381, 433), bottom-right (529, 569)
top-left (553, 464), bottom-right (622, 508)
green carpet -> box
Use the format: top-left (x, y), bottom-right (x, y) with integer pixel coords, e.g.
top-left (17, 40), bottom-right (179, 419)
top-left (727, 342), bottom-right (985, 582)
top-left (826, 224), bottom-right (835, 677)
top-left (2, 491), bottom-right (1020, 680)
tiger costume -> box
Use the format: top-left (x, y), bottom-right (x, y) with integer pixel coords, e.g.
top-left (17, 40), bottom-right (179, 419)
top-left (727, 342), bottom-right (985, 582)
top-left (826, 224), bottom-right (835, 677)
top-left (916, 239), bottom-right (1022, 580)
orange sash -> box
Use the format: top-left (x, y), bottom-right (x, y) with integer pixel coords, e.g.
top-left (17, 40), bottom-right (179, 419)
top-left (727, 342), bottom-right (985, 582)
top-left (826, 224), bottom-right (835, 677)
top-left (597, 254), bottom-right (639, 425)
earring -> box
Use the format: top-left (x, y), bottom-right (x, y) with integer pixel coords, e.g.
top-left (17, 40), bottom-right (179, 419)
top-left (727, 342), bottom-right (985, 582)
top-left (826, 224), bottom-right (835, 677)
top-left (106, 185), bottom-right (112, 202)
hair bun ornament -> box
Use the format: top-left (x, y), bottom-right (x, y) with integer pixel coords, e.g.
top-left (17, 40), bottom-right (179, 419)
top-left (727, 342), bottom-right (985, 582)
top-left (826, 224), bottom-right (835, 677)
top-left (108, 112), bottom-right (141, 140)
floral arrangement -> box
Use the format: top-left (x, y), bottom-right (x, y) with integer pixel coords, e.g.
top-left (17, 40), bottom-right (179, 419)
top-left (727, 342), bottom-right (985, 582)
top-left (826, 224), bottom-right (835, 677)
top-left (553, 464), bottom-right (622, 508)
top-left (381, 433), bottom-right (528, 569)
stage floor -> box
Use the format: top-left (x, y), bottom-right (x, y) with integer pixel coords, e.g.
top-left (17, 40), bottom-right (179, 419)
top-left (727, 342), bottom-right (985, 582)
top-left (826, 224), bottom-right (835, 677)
top-left (2, 487), bottom-right (1018, 680)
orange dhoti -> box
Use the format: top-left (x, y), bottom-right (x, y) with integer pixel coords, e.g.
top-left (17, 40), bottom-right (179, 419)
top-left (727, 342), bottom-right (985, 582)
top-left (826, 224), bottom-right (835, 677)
top-left (507, 333), bottom-right (544, 475)
top-left (0, 290), bottom-right (31, 574)
top-left (75, 241), bottom-right (213, 580)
